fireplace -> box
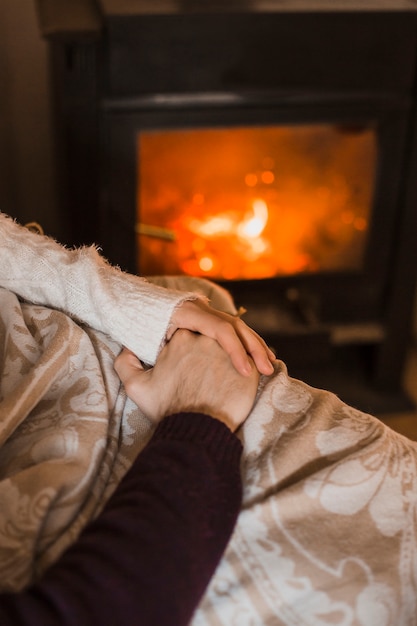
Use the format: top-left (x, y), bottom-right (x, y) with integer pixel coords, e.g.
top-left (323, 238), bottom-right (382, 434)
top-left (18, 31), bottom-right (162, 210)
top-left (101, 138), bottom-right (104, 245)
top-left (37, 1), bottom-right (417, 412)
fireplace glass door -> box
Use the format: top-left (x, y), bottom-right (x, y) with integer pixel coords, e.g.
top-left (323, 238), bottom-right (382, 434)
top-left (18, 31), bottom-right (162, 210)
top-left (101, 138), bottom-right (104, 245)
top-left (137, 124), bottom-right (377, 281)
top-left (101, 97), bottom-right (407, 326)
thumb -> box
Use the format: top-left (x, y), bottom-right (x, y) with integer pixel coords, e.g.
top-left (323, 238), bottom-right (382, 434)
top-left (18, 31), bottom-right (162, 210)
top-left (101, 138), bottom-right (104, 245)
top-left (114, 348), bottom-right (162, 422)
top-left (114, 348), bottom-right (147, 390)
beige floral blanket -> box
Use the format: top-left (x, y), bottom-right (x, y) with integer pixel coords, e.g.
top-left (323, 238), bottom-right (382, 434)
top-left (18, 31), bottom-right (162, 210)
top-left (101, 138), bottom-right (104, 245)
top-left (1, 286), bottom-right (417, 625)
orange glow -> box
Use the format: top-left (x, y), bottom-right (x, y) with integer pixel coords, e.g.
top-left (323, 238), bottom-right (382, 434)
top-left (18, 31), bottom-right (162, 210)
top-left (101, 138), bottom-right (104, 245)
top-left (237, 199), bottom-right (269, 239)
top-left (192, 193), bottom-right (205, 205)
top-left (261, 170), bottom-right (275, 184)
top-left (245, 173), bottom-right (258, 187)
top-left (137, 125), bottom-right (376, 280)
top-left (354, 217), bottom-right (368, 231)
top-left (262, 156), bottom-right (275, 170)
top-left (199, 256), bottom-right (214, 272)
top-left (341, 210), bottom-right (354, 224)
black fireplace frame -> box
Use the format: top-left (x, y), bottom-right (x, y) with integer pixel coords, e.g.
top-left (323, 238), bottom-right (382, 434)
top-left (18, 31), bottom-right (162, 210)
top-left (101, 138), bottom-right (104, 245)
top-left (101, 95), bottom-right (409, 319)
top-left (37, 2), bottom-right (417, 412)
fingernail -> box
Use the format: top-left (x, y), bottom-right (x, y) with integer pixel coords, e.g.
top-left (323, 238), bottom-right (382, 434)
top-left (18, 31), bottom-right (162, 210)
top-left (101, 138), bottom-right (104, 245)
top-left (243, 362), bottom-right (253, 376)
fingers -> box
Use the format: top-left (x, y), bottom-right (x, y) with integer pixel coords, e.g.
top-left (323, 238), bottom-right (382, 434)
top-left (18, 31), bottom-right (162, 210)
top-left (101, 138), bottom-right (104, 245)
top-left (233, 319), bottom-right (276, 376)
top-left (212, 318), bottom-right (275, 377)
top-left (114, 348), bottom-right (143, 380)
top-left (115, 332), bottom-right (261, 429)
top-left (114, 348), bottom-right (148, 405)
top-left (170, 300), bottom-right (275, 377)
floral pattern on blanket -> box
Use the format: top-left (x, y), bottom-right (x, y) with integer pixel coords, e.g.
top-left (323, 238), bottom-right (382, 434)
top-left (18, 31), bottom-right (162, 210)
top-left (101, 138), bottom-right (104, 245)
top-left (0, 288), bottom-right (152, 590)
top-left (1, 286), bottom-right (417, 625)
top-left (193, 369), bottom-right (417, 626)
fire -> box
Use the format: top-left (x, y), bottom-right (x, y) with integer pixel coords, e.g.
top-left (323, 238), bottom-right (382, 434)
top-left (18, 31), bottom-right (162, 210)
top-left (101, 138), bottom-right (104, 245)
top-left (137, 124), bottom-right (376, 280)
top-left (237, 199), bottom-right (268, 239)
top-left (199, 256), bottom-right (214, 272)
top-left (188, 198), bottom-right (268, 241)
top-left (177, 198), bottom-right (271, 277)
top-left (188, 215), bottom-right (234, 238)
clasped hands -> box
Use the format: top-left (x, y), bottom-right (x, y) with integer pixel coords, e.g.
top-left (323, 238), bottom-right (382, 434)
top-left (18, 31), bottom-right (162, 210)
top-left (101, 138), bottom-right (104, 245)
top-left (114, 299), bottom-right (275, 432)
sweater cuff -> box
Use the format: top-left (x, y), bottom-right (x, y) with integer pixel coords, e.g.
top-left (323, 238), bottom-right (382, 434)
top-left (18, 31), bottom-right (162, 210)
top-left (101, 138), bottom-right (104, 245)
top-left (151, 412), bottom-right (243, 466)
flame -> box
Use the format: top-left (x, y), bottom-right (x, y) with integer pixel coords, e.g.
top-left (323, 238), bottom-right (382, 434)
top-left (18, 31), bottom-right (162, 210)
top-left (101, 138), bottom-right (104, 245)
top-left (137, 124), bottom-right (376, 280)
top-left (237, 199), bottom-right (268, 239)
top-left (189, 215), bottom-right (234, 237)
top-left (188, 199), bottom-right (268, 243)
top-left (199, 256), bottom-right (214, 272)
top-left (176, 199), bottom-right (270, 277)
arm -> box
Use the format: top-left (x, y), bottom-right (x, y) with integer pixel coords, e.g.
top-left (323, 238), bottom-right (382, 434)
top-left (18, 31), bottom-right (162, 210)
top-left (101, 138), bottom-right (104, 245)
top-left (0, 330), bottom-right (258, 625)
top-left (0, 413), bottom-right (242, 626)
top-left (0, 213), bottom-right (274, 375)
top-left (0, 212), bottom-right (194, 365)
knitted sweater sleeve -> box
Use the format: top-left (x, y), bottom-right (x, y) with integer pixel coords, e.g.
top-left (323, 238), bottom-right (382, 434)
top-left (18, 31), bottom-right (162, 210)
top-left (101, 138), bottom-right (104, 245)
top-left (0, 413), bottom-right (243, 626)
top-left (0, 213), bottom-right (199, 364)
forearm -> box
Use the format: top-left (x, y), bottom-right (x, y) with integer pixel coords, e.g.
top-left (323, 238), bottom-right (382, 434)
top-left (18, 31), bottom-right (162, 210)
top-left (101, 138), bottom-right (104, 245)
top-left (0, 213), bottom-right (196, 364)
top-left (0, 413), bottom-right (242, 626)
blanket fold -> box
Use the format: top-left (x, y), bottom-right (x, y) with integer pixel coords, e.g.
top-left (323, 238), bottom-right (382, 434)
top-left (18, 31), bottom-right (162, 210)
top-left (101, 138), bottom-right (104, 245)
top-left (0, 288), bottom-right (152, 590)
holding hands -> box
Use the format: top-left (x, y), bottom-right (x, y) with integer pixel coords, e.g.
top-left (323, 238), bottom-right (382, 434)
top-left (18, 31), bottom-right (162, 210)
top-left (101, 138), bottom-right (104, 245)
top-left (114, 328), bottom-right (261, 432)
top-left (168, 298), bottom-right (275, 377)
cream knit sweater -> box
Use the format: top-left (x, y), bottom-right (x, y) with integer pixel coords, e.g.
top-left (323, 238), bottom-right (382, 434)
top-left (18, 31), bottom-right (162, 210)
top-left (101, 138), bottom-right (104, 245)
top-left (0, 213), bottom-right (198, 365)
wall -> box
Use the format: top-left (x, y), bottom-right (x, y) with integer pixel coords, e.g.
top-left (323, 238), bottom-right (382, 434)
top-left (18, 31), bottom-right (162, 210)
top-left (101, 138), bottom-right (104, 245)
top-left (0, 0), bottom-right (61, 237)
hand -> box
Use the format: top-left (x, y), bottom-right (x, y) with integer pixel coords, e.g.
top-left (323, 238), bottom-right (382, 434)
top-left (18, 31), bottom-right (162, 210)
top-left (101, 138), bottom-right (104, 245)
top-left (168, 299), bottom-right (275, 378)
top-left (114, 330), bottom-right (260, 432)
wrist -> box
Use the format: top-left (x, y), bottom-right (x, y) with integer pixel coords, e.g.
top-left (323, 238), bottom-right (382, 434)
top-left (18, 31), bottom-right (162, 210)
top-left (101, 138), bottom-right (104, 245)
top-left (152, 412), bottom-right (243, 465)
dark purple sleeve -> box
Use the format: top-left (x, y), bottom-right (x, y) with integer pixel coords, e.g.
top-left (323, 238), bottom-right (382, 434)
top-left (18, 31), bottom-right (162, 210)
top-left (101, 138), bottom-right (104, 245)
top-left (0, 412), bottom-right (242, 626)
